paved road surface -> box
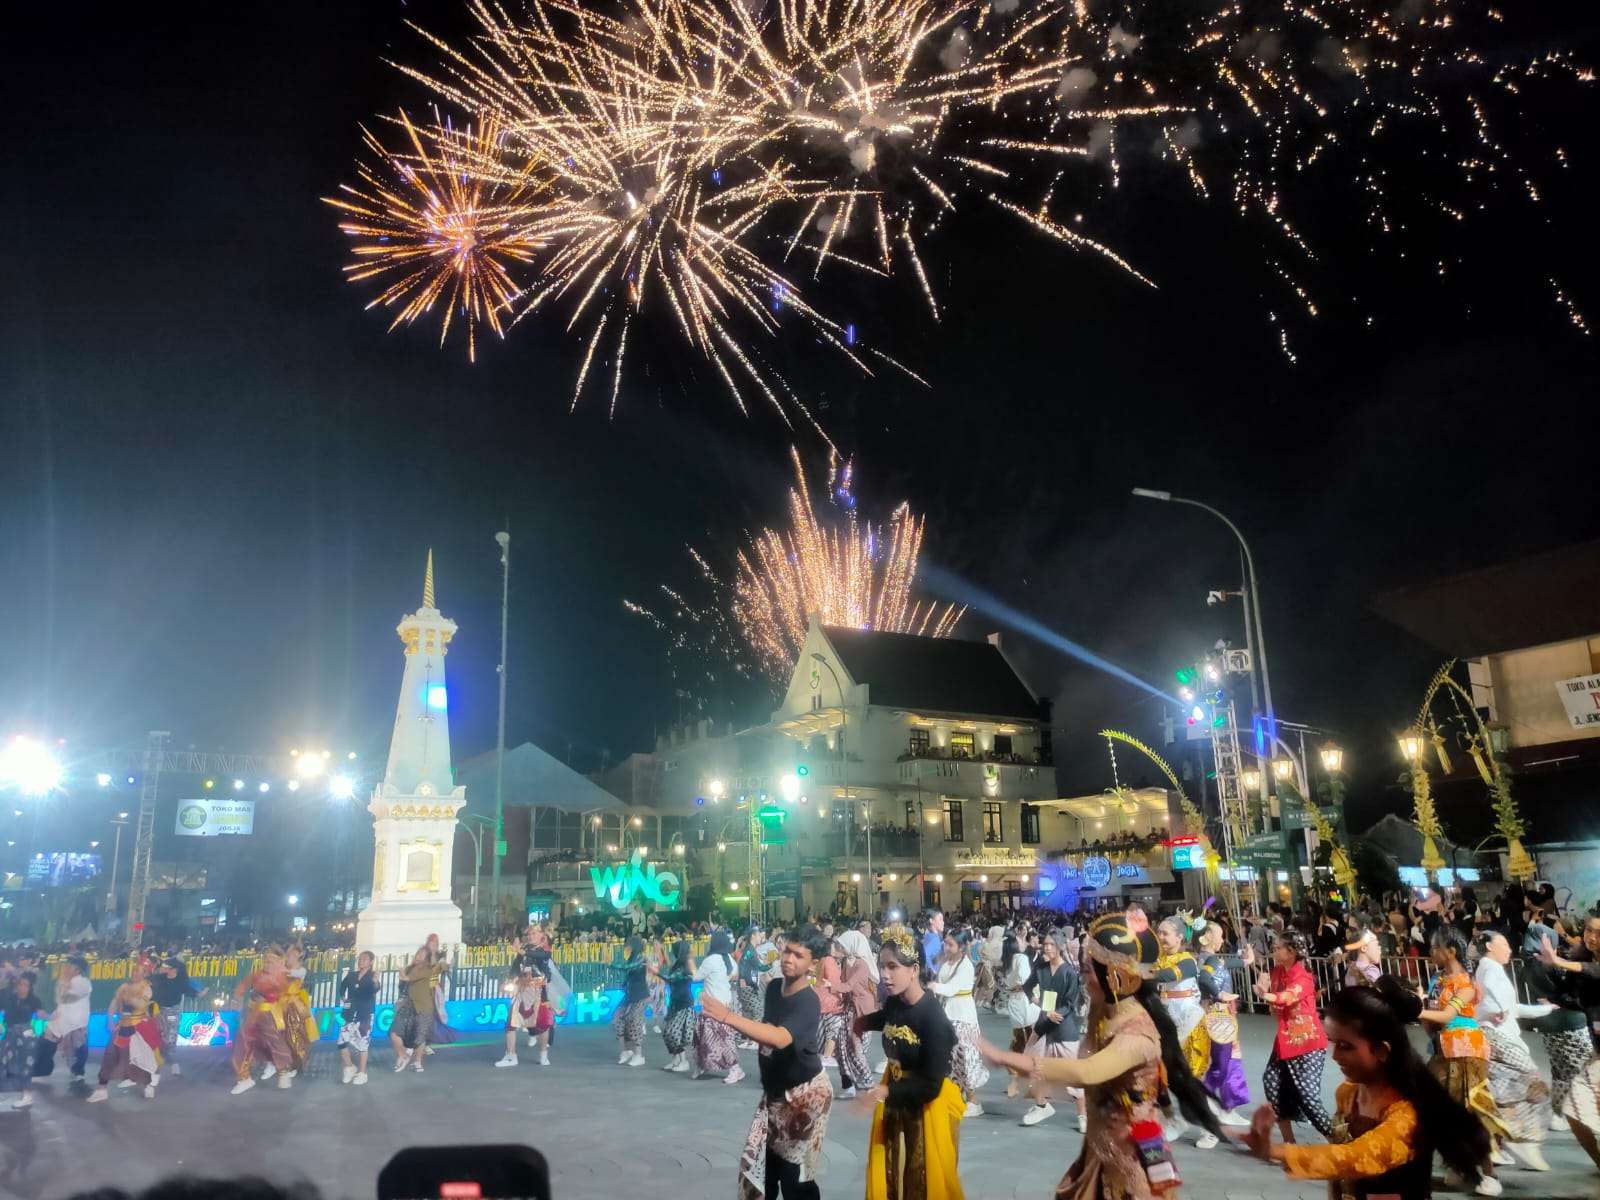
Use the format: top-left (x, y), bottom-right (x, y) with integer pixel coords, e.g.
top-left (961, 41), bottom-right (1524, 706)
top-left (1, 1013), bottom-right (1598, 1199)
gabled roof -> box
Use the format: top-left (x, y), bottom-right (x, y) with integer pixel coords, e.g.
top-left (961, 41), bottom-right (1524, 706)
top-left (455, 742), bottom-right (625, 814)
top-left (1371, 539), bottom-right (1600, 658)
top-left (821, 626), bottom-right (1044, 721)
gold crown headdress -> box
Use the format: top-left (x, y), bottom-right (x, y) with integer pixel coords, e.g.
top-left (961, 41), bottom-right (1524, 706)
top-left (881, 924), bottom-right (917, 962)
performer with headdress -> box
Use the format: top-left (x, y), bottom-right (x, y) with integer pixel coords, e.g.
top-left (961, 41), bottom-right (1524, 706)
top-left (930, 926), bottom-right (990, 1118)
top-left (91, 968), bottom-right (164, 1103)
top-left (854, 923), bottom-right (964, 1200)
top-left (276, 942), bottom-right (321, 1079)
top-left (1245, 975), bottom-right (1493, 1198)
top-left (1254, 929), bottom-right (1334, 1140)
top-left (1420, 927), bottom-right (1507, 1195)
top-left (230, 948), bottom-right (293, 1095)
top-left (1152, 915), bottom-right (1211, 1149)
top-left (983, 912), bottom-right (1221, 1199)
top-left (1184, 918), bottom-right (1252, 1131)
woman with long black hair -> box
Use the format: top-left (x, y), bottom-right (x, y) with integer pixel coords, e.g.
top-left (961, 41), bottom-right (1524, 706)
top-left (1254, 930), bottom-right (1334, 1140)
top-left (611, 935), bottom-right (651, 1067)
top-left (1245, 975), bottom-right (1492, 1199)
top-left (694, 928), bottom-right (743, 1082)
top-left (1420, 926), bottom-right (1506, 1194)
top-left (981, 913), bottom-right (1222, 1199)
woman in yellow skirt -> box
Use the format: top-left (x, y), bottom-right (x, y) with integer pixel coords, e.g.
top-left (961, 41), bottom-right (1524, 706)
top-left (853, 924), bottom-right (965, 1200)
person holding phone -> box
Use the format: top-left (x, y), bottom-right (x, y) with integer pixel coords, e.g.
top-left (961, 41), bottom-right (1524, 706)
top-left (702, 925), bottom-right (834, 1200)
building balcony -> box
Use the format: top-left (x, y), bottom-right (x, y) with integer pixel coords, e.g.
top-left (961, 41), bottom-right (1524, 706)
top-left (891, 757), bottom-right (1052, 798)
top-left (896, 747), bottom-right (1052, 767)
top-left (821, 828), bottom-right (925, 861)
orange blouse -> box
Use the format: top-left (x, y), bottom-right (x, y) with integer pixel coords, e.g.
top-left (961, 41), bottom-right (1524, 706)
top-left (1282, 1082), bottom-right (1419, 1182)
top-left (1429, 970), bottom-right (1487, 1060)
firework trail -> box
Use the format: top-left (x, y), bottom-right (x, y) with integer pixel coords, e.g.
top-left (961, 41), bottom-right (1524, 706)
top-left (331, 0), bottom-right (1591, 400)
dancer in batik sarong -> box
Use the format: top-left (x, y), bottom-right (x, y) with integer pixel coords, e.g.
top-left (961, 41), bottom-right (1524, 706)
top-left (833, 930), bottom-right (878, 1100)
top-left (659, 939), bottom-right (697, 1073)
top-left (1473, 930), bottom-right (1553, 1172)
top-left (694, 929), bottom-right (743, 1082)
top-left (230, 949), bottom-right (293, 1095)
top-left (929, 927), bottom-right (989, 1118)
top-left (92, 971), bottom-right (163, 1103)
top-left (703, 927), bottom-right (833, 1200)
top-left (856, 924), bottom-right (964, 1200)
top-left (1420, 927), bottom-right (1506, 1196)
top-left (611, 935), bottom-right (651, 1067)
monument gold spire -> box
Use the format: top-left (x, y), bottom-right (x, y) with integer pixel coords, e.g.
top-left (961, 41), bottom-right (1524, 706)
top-left (423, 548), bottom-right (435, 610)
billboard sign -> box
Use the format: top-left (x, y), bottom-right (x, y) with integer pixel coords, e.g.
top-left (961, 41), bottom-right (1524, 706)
top-left (25, 852), bottom-right (103, 887)
top-left (174, 798), bottom-right (255, 837)
top-left (1557, 673), bottom-right (1600, 731)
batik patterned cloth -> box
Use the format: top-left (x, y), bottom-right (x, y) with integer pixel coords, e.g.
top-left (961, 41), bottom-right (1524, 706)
top-left (1482, 1022), bottom-right (1549, 1143)
top-left (948, 1020), bottom-right (990, 1098)
top-left (391, 992), bottom-right (430, 1051)
top-left (1264, 1048), bottom-right (1334, 1137)
top-left (0, 1027), bottom-right (38, 1091)
top-left (1055, 1000), bottom-right (1162, 1200)
top-left (695, 1011), bottom-right (739, 1073)
top-left (662, 1006), bottom-right (696, 1055)
top-left (1560, 1054), bottom-right (1600, 1134)
top-left (737, 1070), bottom-right (833, 1200)
top-left (157, 1008), bottom-right (181, 1057)
top-left (232, 1001), bottom-right (293, 1080)
top-left (611, 998), bottom-right (647, 1048)
top-left (1430, 1053), bottom-right (1510, 1143)
top-left (1544, 1027), bottom-right (1593, 1117)
top-left (738, 980), bottom-right (765, 1023)
top-left (337, 1016), bottom-right (372, 1055)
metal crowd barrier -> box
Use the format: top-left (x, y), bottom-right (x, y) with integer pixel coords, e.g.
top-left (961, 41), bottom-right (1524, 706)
top-left (1219, 952), bottom-right (1530, 1014)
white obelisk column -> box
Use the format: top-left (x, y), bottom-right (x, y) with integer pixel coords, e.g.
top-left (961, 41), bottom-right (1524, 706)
top-left (355, 550), bottom-right (466, 958)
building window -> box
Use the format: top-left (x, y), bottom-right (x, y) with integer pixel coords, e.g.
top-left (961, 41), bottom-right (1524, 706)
top-left (905, 801), bottom-right (916, 830)
top-left (948, 731), bottom-right (975, 759)
top-left (1021, 803), bottom-right (1041, 845)
top-left (908, 728), bottom-right (930, 756)
top-left (944, 799), bottom-right (964, 842)
top-left (992, 734), bottom-right (1013, 756)
top-left (983, 802), bottom-right (1003, 844)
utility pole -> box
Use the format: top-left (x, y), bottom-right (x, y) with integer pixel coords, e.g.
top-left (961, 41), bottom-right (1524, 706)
top-left (125, 731), bottom-right (170, 946)
top-left (493, 530), bottom-right (511, 934)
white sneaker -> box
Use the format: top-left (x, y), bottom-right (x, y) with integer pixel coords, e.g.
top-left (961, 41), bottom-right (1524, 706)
top-left (1551, 1112), bottom-right (1567, 1132)
top-left (1217, 1108), bottom-right (1250, 1127)
top-left (1475, 1176), bottom-right (1503, 1197)
top-left (394, 1052), bottom-right (412, 1073)
top-left (342, 1065), bottom-right (357, 1084)
top-left (628, 1052), bottom-right (645, 1067)
top-left (1195, 1133), bottom-right (1219, 1150)
top-left (965, 1101), bottom-right (984, 1117)
top-left (353, 1072), bottom-right (368, 1085)
top-left (495, 1055), bottom-right (518, 1068)
top-left (670, 1057), bottom-right (690, 1073)
top-left (1077, 1113), bottom-right (1088, 1133)
top-left (143, 1085), bottom-right (157, 1100)
top-left (661, 1056), bottom-right (679, 1071)
top-left (412, 1059), bottom-right (425, 1072)
top-left (286, 1070), bottom-right (297, 1079)
top-left (88, 1088), bottom-right (108, 1103)
top-left (653, 1024), bottom-right (663, 1034)
top-left (229, 1079), bottom-right (254, 1096)
top-left (838, 1086), bottom-right (857, 1099)
top-left (169, 1062), bottom-right (181, 1077)
top-left (423, 1045), bottom-right (436, 1055)
top-left (691, 1066), bottom-right (703, 1079)
top-left (14, 1093), bottom-right (33, 1109)
top-left (1022, 1102), bottom-right (1055, 1127)
top-left (725, 1066), bottom-right (745, 1085)
top-left (259, 1064), bottom-right (277, 1081)
top-left (116, 1079), bottom-right (136, 1089)
top-left (619, 1050), bottom-right (632, 1065)
top-left (1508, 1143), bottom-right (1551, 1171)
top-left (1490, 1148), bottom-right (1515, 1167)
top-left (276, 1074), bottom-right (292, 1089)
top-left (538, 1051), bottom-right (550, 1066)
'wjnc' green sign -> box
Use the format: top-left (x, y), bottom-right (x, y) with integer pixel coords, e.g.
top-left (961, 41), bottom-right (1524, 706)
top-left (590, 849), bottom-right (682, 910)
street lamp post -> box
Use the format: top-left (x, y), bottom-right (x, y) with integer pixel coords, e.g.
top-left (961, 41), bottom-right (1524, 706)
top-left (461, 813), bottom-right (495, 935)
top-left (811, 653), bottom-right (869, 910)
top-left (1132, 488), bottom-right (1278, 767)
top-left (492, 530), bottom-right (511, 937)
top-left (105, 812), bottom-right (130, 916)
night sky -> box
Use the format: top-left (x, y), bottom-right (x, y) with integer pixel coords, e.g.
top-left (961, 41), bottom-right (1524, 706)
top-left (5, 0), bottom-right (1599, 831)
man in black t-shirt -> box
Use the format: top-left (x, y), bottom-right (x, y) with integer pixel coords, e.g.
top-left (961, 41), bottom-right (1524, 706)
top-left (701, 925), bottom-right (834, 1199)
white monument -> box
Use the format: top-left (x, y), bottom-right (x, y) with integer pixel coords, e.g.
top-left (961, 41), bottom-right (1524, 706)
top-left (355, 551), bottom-right (466, 958)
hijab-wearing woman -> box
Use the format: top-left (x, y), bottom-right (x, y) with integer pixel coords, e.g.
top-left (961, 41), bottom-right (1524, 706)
top-left (694, 929), bottom-right (743, 1082)
top-left (612, 935), bottom-right (651, 1067)
top-left (854, 925), bottom-right (963, 1200)
top-left (834, 929), bottom-right (879, 1099)
top-left (1420, 926), bottom-right (1505, 1195)
top-left (981, 913), bottom-right (1222, 1199)
top-left (929, 926), bottom-right (990, 1118)
top-left (1245, 975), bottom-right (1492, 1199)
top-left (658, 939), bottom-right (698, 1073)
top-left (1254, 929), bottom-right (1334, 1140)
top-left (1473, 930), bottom-right (1552, 1171)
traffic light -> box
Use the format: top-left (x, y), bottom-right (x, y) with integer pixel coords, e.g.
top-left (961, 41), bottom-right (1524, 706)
top-left (872, 871), bottom-right (884, 893)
